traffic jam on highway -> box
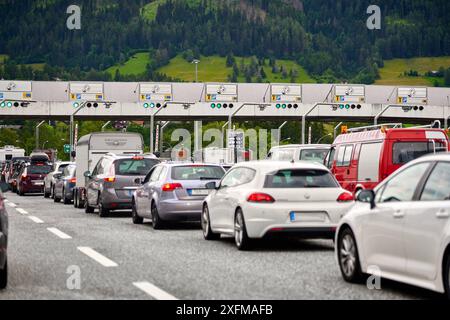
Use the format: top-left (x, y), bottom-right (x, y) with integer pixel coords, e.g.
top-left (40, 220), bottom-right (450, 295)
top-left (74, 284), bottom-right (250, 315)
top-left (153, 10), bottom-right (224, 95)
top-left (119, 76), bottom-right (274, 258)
top-left (0, 123), bottom-right (450, 300)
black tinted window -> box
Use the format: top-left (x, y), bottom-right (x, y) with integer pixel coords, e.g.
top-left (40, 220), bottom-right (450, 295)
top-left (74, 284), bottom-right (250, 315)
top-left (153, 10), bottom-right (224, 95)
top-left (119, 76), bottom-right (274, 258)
top-left (27, 165), bottom-right (52, 174)
top-left (393, 142), bottom-right (446, 165)
top-left (171, 166), bottom-right (225, 180)
top-left (115, 158), bottom-right (160, 176)
top-left (264, 169), bottom-right (339, 188)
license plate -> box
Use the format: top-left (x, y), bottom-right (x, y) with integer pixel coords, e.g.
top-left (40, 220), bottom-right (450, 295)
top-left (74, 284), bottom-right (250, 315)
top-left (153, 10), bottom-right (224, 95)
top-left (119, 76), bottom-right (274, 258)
top-left (33, 181), bottom-right (44, 186)
top-left (290, 212), bottom-right (326, 223)
top-left (189, 189), bottom-right (210, 196)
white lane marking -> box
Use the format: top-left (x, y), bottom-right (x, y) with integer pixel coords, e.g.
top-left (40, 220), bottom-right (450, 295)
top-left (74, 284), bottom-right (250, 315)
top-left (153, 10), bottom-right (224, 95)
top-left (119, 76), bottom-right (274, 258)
top-left (16, 208), bottom-right (28, 215)
top-left (28, 216), bottom-right (44, 224)
top-left (133, 282), bottom-right (178, 300)
top-left (47, 227), bottom-right (72, 240)
top-left (77, 247), bottom-right (118, 268)
top-left (7, 202), bottom-right (16, 208)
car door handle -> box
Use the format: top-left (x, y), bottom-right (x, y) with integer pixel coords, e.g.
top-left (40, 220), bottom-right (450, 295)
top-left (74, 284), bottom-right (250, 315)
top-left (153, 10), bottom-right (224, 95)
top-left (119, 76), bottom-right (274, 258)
top-left (393, 210), bottom-right (405, 219)
top-left (436, 210), bottom-right (450, 219)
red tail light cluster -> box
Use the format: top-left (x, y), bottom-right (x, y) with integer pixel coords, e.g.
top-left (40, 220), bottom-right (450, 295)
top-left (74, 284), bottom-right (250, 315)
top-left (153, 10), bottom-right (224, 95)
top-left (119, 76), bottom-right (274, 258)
top-left (70, 178), bottom-right (77, 183)
top-left (247, 193), bottom-right (275, 203)
top-left (104, 177), bottom-right (116, 183)
top-left (162, 183), bottom-right (183, 192)
top-left (337, 192), bottom-right (354, 202)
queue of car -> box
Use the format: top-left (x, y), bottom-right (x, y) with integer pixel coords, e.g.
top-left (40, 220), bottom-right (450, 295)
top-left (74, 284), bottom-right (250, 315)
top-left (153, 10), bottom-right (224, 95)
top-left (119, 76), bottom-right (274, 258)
top-left (1, 124), bottom-right (450, 298)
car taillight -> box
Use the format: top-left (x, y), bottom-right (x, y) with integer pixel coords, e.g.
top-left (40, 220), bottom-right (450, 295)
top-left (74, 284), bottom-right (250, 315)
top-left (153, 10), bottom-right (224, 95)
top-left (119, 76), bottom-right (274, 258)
top-left (162, 183), bottom-right (182, 192)
top-left (21, 174), bottom-right (27, 181)
top-left (104, 177), bottom-right (116, 183)
top-left (337, 192), bottom-right (354, 202)
top-left (247, 193), bottom-right (275, 203)
top-left (70, 178), bottom-right (77, 183)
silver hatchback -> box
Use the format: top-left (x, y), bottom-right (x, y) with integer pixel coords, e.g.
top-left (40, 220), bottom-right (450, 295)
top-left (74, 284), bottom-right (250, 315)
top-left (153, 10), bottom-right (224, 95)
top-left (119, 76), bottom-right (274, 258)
top-left (132, 163), bottom-right (225, 229)
top-left (84, 154), bottom-right (160, 217)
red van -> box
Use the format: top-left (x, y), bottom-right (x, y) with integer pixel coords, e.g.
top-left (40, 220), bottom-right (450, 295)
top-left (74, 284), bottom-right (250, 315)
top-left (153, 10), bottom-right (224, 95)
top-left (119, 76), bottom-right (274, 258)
top-left (326, 124), bottom-right (450, 193)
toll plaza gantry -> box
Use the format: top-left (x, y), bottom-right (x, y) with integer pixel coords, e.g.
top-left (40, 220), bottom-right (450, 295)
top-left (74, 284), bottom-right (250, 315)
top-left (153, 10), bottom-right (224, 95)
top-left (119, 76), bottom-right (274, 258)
top-left (1, 80), bottom-right (450, 151)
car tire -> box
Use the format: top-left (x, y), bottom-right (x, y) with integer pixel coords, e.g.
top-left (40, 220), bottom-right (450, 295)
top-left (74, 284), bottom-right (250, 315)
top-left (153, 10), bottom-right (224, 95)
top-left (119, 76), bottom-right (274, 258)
top-left (98, 195), bottom-right (109, 218)
top-left (85, 198), bottom-right (95, 214)
top-left (444, 252), bottom-right (450, 300)
top-left (63, 188), bottom-right (71, 205)
top-left (18, 187), bottom-right (24, 196)
top-left (151, 202), bottom-right (165, 230)
top-left (44, 188), bottom-right (50, 198)
top-left (73, 191), bottom-right (78, 208)
top-left (0, 259), bottom-right (7, 290)
top-left (131, 200), bottom-right (143, 225)
top-left (234, 209), bottom-right (252, 251)
top-left (338, 228), bottom-right (365, 283)
top-left (202, 205), bottom-right (220, 240)
top-left (50, 185), bottom-right (54, 199)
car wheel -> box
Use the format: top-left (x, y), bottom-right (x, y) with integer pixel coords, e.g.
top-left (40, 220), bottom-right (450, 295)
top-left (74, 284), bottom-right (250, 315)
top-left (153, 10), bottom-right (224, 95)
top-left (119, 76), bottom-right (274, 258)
top-left (202, 205), bottom-right (220, 240)
top-left (444, 253), bottom-right (450, 300)
top-left (50, 185), bottom-right (54, 199)
top-left (73, 191), bottom-right (78, 208)
top-left (85, 198), bottom-right (95, 214)
top-left (132, 199), bottom-right (143, 225)
top-left (98, 195), bottom-right (109, 218)
top-left (44, 187), bottom-right (50, 198)
top-left (18, 187), bottom-right (24, 196)
top-left (234, 209), bottom-right (252, 251)
top-left (0, 259), bottom-right (7, 290)
top-left (151, 201), bottom-right (165, 230)
top-left (63, 188), bottom-right (71, 205)
top-left (338, 228), bottom-right (364, 283)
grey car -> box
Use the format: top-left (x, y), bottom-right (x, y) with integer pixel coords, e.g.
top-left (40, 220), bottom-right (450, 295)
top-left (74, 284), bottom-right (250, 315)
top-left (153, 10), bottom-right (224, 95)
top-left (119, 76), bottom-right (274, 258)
top-left (0, 184), bottom-right (8, 289)
top-left (84, 154), bottom-right (160, 217)
top-left (132, 163), bottom-right (226, 229)
top-left (53, 164), bottom-right (76, 205)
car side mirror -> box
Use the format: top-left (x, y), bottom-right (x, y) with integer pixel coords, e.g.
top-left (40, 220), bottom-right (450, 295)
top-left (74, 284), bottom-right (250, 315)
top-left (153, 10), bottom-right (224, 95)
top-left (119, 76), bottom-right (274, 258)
top-left (357, 189), bottom-right (376, 209)
top-left (205, 181), bottom-right (219, 190)
top-left (134, 178), bottom-right (143, 185)
top-left (83, 171), bottom-right (92, 178)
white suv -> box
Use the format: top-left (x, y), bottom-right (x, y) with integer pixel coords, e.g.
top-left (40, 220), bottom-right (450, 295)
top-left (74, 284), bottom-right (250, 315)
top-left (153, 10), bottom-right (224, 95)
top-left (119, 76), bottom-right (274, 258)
top-left (336, 153), bottom-right (450, 298)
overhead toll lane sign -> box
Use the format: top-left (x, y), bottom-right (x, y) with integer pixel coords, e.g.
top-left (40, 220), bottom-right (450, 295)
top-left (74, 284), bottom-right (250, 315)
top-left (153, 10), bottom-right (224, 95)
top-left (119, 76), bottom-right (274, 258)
top-left (205, 84), bottom-right (238, 103)
top-left (0, 80), bottom-right (33, 100)
top-left (139, 83), bottom-right (173, 102)
top-left (271, 84), bottom-right (302, 103)
top-left (334, 85), bottom-right (365, 103)
top-left (69, 83), bottom-right (104, 101)
top-left (397, 87), bottom-right (428, 105)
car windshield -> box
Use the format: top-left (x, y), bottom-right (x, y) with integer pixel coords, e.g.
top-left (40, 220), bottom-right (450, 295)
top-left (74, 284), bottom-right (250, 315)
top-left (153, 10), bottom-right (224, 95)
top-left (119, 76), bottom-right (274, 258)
top-left (171, 166), bottom-right (225, 180)
top-left (57, 164), bottom-right (70, 173)
top-left (264, 169), bottom-right (339, 188)
top-left (28, 165), bottom-right (52, 174)
top-left (114, 158), bottom-right (160, 176)
top-left (393, 142), bottom-right (447, 165)
top-left (299, 149), bottom-right (329, 162)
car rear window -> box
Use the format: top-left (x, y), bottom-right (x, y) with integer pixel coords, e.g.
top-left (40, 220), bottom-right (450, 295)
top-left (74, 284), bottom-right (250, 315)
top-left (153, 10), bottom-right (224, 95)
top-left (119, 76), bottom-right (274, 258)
top-left (299, 149), bottom-right (329, 162)
top-left (114, 158), bottom-right (160, 176)
top-left (393, 142), bottom-right (447, 165)
top-left (28, 165), bottom-right (52, 174)
top-left (171, 166), bottom-right (225, 181)
top-left (264, 169), bottom-right (339, 188)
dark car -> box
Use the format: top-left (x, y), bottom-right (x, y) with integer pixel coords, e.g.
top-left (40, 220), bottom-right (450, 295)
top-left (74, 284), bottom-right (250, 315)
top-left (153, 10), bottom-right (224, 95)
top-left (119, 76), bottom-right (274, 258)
top-left (0, 185), bottom-right (8, 289)
top-left (84, 154), bottom-right (160, 217)
top-left (17, 162), bottom-right (53, 196)
top-left (53, 164), bottom-right (76, 204)
top-left (9, 160), bottom-right (27, 192)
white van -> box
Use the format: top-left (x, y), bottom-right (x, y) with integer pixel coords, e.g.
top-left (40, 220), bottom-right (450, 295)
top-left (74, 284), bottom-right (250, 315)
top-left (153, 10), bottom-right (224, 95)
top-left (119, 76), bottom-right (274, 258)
top-left (267, 144), bottom-right (330, 163)
top-left (0, 146), bottom-right (25, 163)
top-left (73, 132), bottom-right (145, 208)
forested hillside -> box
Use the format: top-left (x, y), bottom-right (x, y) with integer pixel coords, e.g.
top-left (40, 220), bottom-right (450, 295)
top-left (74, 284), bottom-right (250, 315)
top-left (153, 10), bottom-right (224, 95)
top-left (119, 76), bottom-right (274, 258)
top-left (0, 0), bottom-right (449, 83)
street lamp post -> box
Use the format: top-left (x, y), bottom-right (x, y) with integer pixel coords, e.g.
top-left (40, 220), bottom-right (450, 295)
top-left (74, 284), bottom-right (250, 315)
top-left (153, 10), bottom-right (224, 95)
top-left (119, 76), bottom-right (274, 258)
top-left (192, 59), bottom-right (200, 83)
top-left (316, 133), bottom-right (332, 144)
top-left (42, 140), bottom-right (49, 149)
top-left (35, 120), bottom-right (46, 150)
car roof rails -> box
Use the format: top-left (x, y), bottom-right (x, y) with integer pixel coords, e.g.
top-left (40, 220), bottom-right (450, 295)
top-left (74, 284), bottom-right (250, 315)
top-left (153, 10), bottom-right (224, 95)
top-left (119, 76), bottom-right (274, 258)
top-left (408, 120), bottom-right (441, 129)
top-left (347, 123), bottom-right (403, 134)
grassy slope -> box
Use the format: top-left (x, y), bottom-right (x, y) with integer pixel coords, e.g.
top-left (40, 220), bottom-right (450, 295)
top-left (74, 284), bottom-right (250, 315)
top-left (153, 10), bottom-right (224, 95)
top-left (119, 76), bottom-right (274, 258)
top-left (106, 52), bottom-right (151, 76)
top-left (376, 56), bottom-right (450, 86)
top-left (157, 54), bottom-right (315, 83)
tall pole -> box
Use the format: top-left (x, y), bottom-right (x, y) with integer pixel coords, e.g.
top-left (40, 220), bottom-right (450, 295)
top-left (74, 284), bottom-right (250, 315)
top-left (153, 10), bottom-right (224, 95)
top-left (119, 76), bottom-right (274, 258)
top-left (101, 121), bottom-right (111, 132)
top-left (70, 102), bottom-right (87, 161)
top-left (35, 120), bottom-right (46, 150)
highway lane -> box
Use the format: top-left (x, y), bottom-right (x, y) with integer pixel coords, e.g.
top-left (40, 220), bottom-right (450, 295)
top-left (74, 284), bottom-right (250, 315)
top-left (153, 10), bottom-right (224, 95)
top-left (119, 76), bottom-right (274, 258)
top-left (0, 192), bottom-right (443, 300)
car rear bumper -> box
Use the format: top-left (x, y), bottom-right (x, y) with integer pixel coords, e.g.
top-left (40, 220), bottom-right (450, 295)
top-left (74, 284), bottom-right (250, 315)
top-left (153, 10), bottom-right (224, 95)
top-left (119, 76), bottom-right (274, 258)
top-left (158, 200), bottom-right (203, 221)
top-left (101, 189), bottom-right (133, 210)
top-left (243, 202), bottom-right (352, 239)
top-left (20, 184), bottom-right (45, 193)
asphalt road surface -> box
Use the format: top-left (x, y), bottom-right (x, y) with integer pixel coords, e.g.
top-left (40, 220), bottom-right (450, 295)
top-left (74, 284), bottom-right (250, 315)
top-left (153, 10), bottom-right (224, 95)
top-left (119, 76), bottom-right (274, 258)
top-left (0, 192), bottom-right (444, 300)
